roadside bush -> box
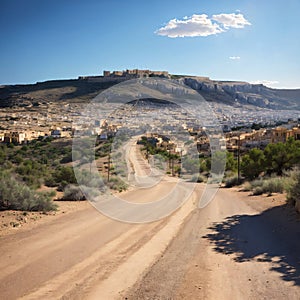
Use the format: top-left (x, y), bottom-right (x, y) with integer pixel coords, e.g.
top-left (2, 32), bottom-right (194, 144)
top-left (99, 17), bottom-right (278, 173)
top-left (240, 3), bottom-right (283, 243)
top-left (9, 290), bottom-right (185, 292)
top-left (75, 169), bottom-right (104, 188)
top-left (53, 166), bottom-right (77, 185)
top-left (248, 177), bottom-right (285, 195)
top-left (224, 176), bottom-right (241, 188)
top-left (262, 177), bottom-right (285, 194)
top-left (252, 186), bottom-right (265, 196)
top-left (61, 184), bottom-right (86, 201)
top-left (241, 181), bottom-right (252, 192)
top-left (44, 175), bottom-right (57, 187)
top-left (286, 169), bottom-right (300, 206)
top-left (16, 160), bottom-right (48, 188)
top-left (106, 176), bottom-right (128, 192)
top-left (190, 174), bottom-right (206, 183)
top-left (0, 173), bottom-right (57, 211)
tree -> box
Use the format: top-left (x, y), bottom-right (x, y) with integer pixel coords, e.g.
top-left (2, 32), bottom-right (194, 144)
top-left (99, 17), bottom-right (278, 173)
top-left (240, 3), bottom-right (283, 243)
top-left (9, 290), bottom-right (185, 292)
top-left (211, 151), bottom-right (226, 175)
top-left (226, 151), bottom-right (238, 172)
top-left (182, 157), bottom-right (200, 174)
top-left (53, 166), bottom-right (77, 185)
top-left (241, 148), bottom-right (265, 180)
top-left (263, 138), bottom-right (300, 175)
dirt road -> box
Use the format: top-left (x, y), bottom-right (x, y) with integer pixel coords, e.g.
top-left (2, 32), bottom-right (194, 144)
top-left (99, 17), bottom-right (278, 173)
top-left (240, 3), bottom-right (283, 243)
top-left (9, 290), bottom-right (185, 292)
top-left (1, 187), bottom-right (300, 299)
top-left (0, 180), bottom-right (201, 300)
top-left (125, 188), bottom-right (300, 300)
top-left (0, 140), bottom-right (200, 300)
top-left (1, 138), bottom-right (300, 299)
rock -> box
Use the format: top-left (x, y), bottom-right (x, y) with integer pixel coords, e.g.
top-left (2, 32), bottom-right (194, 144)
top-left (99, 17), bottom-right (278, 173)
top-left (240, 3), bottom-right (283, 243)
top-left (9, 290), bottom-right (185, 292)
top-left (181, 77), bottom-right (299, 109)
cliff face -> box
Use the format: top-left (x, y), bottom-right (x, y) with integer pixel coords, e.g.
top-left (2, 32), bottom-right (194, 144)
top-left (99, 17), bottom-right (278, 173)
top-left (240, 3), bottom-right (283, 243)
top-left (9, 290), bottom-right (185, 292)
top-left (1, 76), bottom-right (300, 110)
top-left (182, 77), bottom-right (300, 110)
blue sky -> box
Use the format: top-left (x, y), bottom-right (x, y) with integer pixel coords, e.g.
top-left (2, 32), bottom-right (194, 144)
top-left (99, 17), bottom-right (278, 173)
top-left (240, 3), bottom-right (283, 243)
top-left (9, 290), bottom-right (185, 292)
top-left (0, 0), bottom-right (299, 88)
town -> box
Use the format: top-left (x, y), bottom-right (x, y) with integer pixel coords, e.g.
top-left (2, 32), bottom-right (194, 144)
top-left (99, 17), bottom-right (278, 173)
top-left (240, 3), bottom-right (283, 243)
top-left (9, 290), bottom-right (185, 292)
top-left (1, 82), bottom-right (300, 159)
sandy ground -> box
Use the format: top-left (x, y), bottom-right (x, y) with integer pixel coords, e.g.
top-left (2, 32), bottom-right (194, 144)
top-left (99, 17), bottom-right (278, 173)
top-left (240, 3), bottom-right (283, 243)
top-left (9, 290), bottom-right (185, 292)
top-left (1, 186), bottom-right (299, 300)
top-left (0, 199), bottom-right (90, 238)
top-left (124, 188), bottom-right (300, 300)
top-left (1, 139), bottom-right (300, 300)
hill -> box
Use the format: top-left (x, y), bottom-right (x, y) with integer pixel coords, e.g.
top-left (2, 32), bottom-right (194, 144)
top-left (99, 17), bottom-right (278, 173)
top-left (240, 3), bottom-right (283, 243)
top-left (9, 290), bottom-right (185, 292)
top-left (1, 75), bottom-right (300, 110)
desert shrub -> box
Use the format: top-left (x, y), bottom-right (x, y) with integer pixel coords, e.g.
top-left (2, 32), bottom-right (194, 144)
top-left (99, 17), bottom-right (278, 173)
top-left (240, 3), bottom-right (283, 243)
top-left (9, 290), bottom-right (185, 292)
top-left (53, 166), bottom-right (77, 185)
top-left (262, 177), bottom-right (285, 194)
top-left (22, 174), bottom-right (43, 189)
top-left (60, 153), bottom-right (73, 164)
top-left (57, 180), bottom-right (69, 191)
top-left (241, 181), bottom-right (252, 192)
top-left (74, 169), bottom-right (105, 189)
top-left (44, 175), bottom-right (57, 187)
top-left (51, 166), bottom-right (102, 190)
top-left (248, 177), bottom-right (285, 195)
top-left (286, 169), bottom-right (300, 205)
top-left (252, 186), bottom-right (265, 195)
top-left (183, 158), bottom-right (201, 174)
top-left (106, 176), bottom-right (128, 192)
top-left (249, 179), bottom-right (264, 189)
top-left (190, 174), bottom-right (206, 183)
top-left (224, 176), bottom-right (241, 188)
top-left (15, 160), bottom-right (48, 188)
top-left (61, 185), bottom-right (86, 200)
top-left (0, 173), bottom-right (57, 211)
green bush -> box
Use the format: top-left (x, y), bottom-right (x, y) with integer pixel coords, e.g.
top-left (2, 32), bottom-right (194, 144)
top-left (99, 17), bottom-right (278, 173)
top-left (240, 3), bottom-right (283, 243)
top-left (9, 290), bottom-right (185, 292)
top-left (0, 173), bottom-right (57, 211)
top-left (247, 177), bottom-right (285, 195)
top-left (262, 177), bottom-right (285, 194)
top-left (53, 166), bottom-right (77, 186)
top-left (61, 185), bottom-right (86, 201)
top-left (224, 176), bottom-right (241, 188)
top-left (241, 181), bottom-right (252, 192)
top-left (190, 174), bottom-right (206, 183)
top-left (252, 186), bottom-right (265, 195)
top-left (106, 176), bottom-right (128, 192)
top-left (60, 153), bottom-right (73, 163)
top-left (286, 169), bottom-right (300, 205)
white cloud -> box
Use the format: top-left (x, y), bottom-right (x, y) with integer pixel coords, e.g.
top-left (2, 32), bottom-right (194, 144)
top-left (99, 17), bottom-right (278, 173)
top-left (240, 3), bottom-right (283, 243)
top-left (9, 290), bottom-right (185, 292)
top-left (155, 14), bottom-right (224, 38)
top-left (212, 13), bottom-right (251, 29)
top-left (250, 80), bottom-right (279, 87)
top-left (229, 56), bottom-right (241, 60)
top-left (156, 13), bottom-right (251, 38)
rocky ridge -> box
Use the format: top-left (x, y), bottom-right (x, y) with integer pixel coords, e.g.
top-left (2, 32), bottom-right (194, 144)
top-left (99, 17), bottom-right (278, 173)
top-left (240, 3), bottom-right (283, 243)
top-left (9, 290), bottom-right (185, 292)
top-left (1, 75), bottom-right (300, 110)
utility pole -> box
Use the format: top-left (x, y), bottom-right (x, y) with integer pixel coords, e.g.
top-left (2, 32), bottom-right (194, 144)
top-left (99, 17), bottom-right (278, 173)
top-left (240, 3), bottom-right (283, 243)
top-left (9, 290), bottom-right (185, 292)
top-left (146, 146), bottom-right (149, 162)
top-left (237, 133), bottom-right (241, 183)
top-left (171, 155), bottom-right (174, 176)
top-left (167, 149), bottom-right (171, 171)
top-left (107, 143), bottom-right (111, 182)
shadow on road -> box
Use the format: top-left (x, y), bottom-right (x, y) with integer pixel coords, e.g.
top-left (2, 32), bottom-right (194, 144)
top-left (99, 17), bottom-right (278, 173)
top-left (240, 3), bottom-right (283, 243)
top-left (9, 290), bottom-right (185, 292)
top-left (203, 203), bottom-right (300, 286)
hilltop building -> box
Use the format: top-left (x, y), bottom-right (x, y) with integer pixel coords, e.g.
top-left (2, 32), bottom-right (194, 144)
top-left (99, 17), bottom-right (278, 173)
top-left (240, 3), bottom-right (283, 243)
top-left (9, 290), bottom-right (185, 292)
top-left (78, 69), bottom-right (170, 82)
top-left (103, 69), bottom-right (170, 78)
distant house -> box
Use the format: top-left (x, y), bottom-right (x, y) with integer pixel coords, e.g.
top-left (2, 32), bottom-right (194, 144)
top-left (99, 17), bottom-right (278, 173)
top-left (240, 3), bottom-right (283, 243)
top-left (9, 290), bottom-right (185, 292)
top-left (99, 133), bottom-right (108, 140)
top-left (271, 126), bottom-right (300, 143)
top-left (51, 129), bottom-right (61, 138)
top-left (3, 132), bottom-right (26, 144)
